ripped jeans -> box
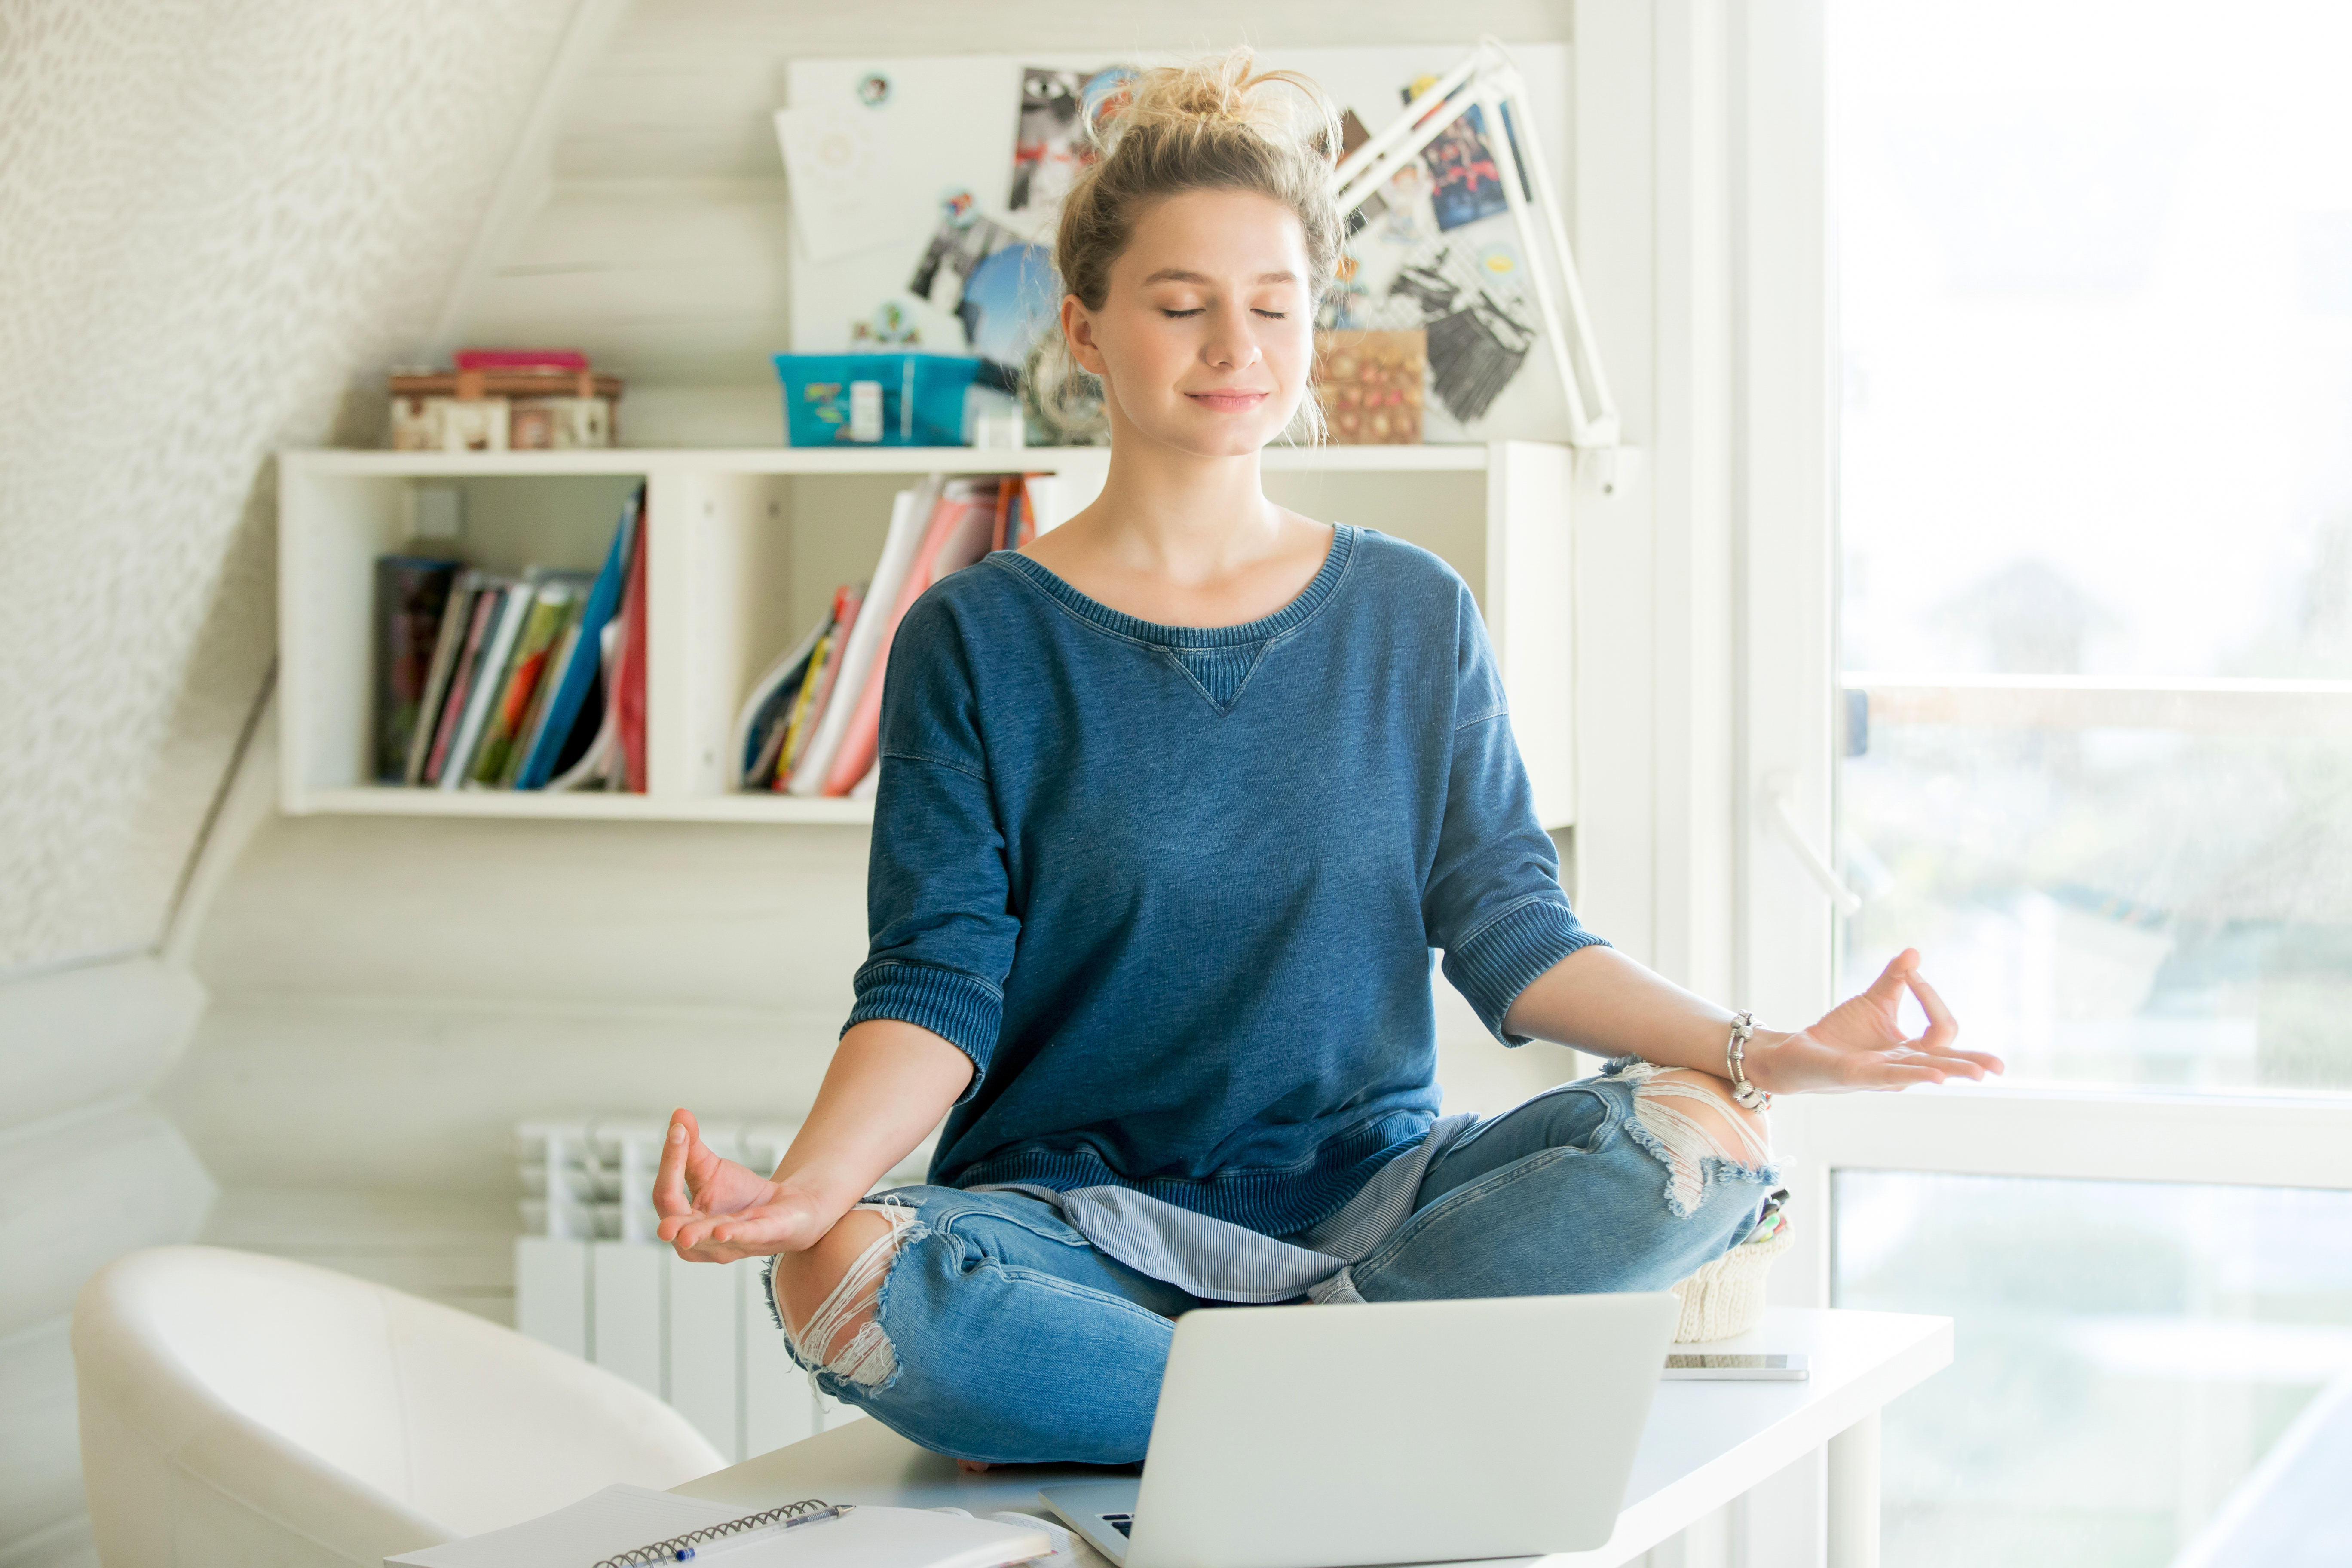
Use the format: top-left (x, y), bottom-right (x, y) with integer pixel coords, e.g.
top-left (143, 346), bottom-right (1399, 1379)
top-left (769, 1066), bottom-right (1777, 1466)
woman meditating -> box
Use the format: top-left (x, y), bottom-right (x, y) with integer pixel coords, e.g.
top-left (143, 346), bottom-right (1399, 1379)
top-left (656, 52), bottom-right (1996, 1467)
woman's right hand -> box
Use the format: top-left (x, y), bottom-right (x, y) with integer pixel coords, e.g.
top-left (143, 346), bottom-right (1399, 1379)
top-left (654, 1108), bottom-right (834, 1262)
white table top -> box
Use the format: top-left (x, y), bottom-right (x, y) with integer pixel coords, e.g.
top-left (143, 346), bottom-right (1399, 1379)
top-left (676, 1306), bottom-right (1951, 1568)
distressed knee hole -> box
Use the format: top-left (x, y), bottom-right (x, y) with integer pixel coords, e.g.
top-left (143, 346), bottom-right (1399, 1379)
top-left (1622, 1065), bottom-right (1771, 1217)
top-left (776, 1201), bottom-right (917, 1389)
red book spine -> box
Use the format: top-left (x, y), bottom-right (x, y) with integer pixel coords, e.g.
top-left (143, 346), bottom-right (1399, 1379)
top-left (615, 517), bottom-right (651, 793)
top-left (424, 591), bottom-right (499, 784)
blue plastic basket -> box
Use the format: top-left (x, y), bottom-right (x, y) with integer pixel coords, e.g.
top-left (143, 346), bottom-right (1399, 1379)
top-left (774, 353), bottom-right (983, 447)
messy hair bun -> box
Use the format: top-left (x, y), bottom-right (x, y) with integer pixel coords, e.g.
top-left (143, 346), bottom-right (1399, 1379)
top-left (1029, 49), bottom-right (1342, 444)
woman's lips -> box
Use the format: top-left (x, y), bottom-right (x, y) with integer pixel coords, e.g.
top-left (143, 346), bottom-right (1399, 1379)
top-left (1185, 389), bottom-right (1271, 411)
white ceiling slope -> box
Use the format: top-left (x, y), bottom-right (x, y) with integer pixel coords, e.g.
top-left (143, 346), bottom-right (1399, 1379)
top-left (0, 0), bottom-right (589, 974)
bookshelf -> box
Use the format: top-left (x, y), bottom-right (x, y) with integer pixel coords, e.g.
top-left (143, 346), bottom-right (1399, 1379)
top-left (277, 442), bottom-right (1577, 827)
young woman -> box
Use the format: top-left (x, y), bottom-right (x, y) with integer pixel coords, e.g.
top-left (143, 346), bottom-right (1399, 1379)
top-left (656, 53), bottom-right (1997, 1467)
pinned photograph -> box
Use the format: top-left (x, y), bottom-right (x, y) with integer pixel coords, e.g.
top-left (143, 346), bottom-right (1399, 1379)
top-left (907, 212), bottom-right (1057, 374)
top-left (1396, 77), bottom-right (1530, 234)
top-left (958, 243), bottom-right (1057, 371)
top-left (1326, 227), bottom-right (1541, 427)
top-left (1420, 107), bottom-right (1508, 232)
top-left (1011, 65), bottom-right (1137, 212)
top-left (909, 213), bottom-right (1023, 313)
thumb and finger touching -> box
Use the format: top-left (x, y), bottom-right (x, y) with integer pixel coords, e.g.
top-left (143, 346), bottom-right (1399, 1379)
top-left (1788, 951), bottom-right (2001, 1090)
top-left (652, 1109), bottom-right (696, 1221)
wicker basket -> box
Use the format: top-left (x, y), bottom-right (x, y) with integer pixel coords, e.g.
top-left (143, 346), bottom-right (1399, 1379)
top-left (1668, 1212), bottom-right (1794, 1342)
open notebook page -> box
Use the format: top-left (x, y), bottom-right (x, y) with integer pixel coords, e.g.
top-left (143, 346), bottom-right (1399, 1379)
top-left (386, 1483), bottom-right (1052, 1568)
top-left (387, 1485), bottom-right (743, 1568)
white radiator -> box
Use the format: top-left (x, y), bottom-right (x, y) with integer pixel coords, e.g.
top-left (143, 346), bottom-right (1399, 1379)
top-left (511, 1119), bottom-right (929, 1462)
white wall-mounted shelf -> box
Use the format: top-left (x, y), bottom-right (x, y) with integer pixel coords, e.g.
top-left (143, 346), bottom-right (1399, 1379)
top-left (284, 443), bottom-right (1494, 478)
top-left (278, 442), bottom-right (1577, 827)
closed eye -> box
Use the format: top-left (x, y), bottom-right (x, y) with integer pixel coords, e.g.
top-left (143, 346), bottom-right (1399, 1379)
top-left (1159, 308), bottom-right (1291, 320)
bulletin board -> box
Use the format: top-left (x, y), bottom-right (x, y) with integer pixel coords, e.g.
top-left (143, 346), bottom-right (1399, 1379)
top-left (779, 45), bottom-right (1574, 444)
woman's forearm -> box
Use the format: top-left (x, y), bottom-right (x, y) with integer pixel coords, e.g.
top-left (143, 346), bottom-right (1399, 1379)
top-left (1500, 945), bottom-right (1781, 1080)
top-left (768, 1018), bottom-right (975, 1228)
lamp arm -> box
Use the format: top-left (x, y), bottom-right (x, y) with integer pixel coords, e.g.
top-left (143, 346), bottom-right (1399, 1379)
top-left (1498, 78), bottom-right (1619, 444)
top-left (1478, 78), bottom-right (1619, 447)
top-left (1332, 48), bottom-right (1489, 200)
top-left (1333, 89), bottom-right (1476, 215)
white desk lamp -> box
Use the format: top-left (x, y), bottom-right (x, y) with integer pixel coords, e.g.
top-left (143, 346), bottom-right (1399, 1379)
top-left (1332, 40), bottom-right (1620, 451)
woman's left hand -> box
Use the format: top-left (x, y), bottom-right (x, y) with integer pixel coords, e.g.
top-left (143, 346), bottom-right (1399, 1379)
top-left (1746, 949), bottom-right (2002, 1095)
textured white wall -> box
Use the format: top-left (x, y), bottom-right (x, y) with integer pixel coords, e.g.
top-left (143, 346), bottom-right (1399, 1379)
top-left (0, 2), bottom-right (583, 1560)
top-left (0, 0), bottom-right (579, 971)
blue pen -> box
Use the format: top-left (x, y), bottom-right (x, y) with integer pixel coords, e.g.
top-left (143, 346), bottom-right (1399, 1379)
top-left (597, 1501), bottom-right (852, 1568)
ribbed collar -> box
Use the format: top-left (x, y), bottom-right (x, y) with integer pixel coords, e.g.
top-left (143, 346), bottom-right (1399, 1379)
top-left (989, 523), bottom-right (1356, 649)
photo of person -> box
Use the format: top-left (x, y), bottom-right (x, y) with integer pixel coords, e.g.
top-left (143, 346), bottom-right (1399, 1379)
top-left (1420, 104), bottom-right (1510, 232)
top-left (1010, 64), bottom-right (1137, 211)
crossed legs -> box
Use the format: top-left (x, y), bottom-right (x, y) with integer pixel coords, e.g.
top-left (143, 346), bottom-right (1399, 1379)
top-left (766, 1065), bottom-right (1777, 1463)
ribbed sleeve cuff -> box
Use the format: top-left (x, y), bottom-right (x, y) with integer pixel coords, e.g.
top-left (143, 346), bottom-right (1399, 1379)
top-left (844, 960), bottom-right (1002, 1101)
top-left (1443, 897), bottom-right (1610, 1044)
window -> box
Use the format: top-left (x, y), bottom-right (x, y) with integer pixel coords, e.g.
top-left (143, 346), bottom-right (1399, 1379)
top-left (1834, 0), bottom-right (2352, 1091)
top-left (1836, 1171), bottom-right (2352, 1565)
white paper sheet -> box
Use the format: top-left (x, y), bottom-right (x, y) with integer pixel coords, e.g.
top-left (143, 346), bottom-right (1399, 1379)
top-left (387, 1485), bottom-right (1052, 1568)
top-left (387, 1484), bottom-right (743, 1568)
top-left (774, 105), bottom-right (917, 262)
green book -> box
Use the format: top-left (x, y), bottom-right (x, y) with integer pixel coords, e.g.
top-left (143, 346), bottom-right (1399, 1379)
top-left (470, 576), bottom-right (585, 786)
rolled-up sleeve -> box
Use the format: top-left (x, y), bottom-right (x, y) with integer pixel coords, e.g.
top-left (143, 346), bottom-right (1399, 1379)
top-left (1423, 584), bottom-right (1608, 1043)
top-left (844, 597), bottom-right (1019, 1099)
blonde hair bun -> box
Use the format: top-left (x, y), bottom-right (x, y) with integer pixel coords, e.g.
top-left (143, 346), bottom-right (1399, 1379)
top-left (1042, 49), bottom-right (1345, 444)
top-left (1088, 49), bottom-right (1342, 164)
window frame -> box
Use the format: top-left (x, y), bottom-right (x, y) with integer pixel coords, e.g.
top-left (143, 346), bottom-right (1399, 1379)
top-left (1570, 6), bottom-right (2352, 1556)
top-left (1741, 0), bottom-right (2352, 1310)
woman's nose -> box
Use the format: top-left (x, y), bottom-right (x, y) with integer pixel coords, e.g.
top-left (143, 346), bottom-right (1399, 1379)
top-left (1202, 305), bottom-right (1262, 371)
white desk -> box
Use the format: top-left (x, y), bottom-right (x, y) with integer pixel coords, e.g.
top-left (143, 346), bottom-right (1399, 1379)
top-left (675, 1307), bottom-right (1950, 1568)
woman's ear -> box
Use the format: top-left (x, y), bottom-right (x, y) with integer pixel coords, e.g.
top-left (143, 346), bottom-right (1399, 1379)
top-left (1061, 294), bottom-right (1109, 378)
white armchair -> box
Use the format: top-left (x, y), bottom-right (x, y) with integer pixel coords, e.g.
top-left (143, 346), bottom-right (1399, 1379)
top-left (72, 1246), bottom-right (725, 1567)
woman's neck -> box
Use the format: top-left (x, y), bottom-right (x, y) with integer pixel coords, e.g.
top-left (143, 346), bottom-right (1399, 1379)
top-left (1022, 426), bottom-right (1332, 628)
top-left (1082, 432), bottom-right (1281, 582)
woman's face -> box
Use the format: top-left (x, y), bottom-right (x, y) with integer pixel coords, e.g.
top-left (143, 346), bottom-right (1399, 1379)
top-left (1063, 187), bottom-right (1315, 458)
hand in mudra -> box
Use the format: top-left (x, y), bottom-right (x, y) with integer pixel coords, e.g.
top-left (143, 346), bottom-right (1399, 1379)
top-left (1750, 949), bottom-right (2000, 1095)
top-left (653, 1108), bottom-right (827, 1262)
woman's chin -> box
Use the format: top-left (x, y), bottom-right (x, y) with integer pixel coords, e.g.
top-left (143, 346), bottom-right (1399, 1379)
top-left (1135, 416), bottom-right (1288, 459)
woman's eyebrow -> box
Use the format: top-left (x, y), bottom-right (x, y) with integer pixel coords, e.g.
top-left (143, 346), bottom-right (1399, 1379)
top-left (1139, 268), bottom-right (1298, 285)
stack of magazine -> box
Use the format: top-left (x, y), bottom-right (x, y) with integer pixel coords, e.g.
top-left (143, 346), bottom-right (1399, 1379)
top-left (371, 487), bottom-right (646, 793)
top-left (736, 472), bottom-right (1040, 796)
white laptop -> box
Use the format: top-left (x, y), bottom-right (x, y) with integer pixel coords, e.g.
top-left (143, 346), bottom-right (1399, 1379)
top-left (1038, 1291), bottom-right (1677, 1568)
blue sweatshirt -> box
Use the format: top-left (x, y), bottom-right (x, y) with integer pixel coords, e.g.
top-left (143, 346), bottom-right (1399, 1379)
top-left (845, 523), bottom-right (1605, 1237)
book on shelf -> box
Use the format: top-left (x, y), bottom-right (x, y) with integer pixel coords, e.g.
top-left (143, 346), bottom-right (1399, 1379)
top-left (733, 613), bottom-right (830, 788)
top-left (737, 471), bottom-right (1041, 798)
top-left (782, 479), bottom-right (935, 796)
top-left (612, 490), bottom-right (651, 793)
top-left (405, 568), bottom-right (482, 785)
top-left (438, 581), bottom-right (533, 790)
top-left (772, 584), bottom-right (861, 790)
top-left (421, 581), bottom-right (508, 786)
top-left (371, 556), bottom-right (462, 783)
top-left (804, 475), bottom-right (1005, 796)
top-left (469, 573), bottom-right (588, 787)
top-left (517, 488), bottom-right (640, 790)
top-left (376, 485), bottom-right (646, 794)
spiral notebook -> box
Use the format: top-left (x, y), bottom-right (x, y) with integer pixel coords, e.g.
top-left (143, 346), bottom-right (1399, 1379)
top-left (386, 1484), bottom-right (1050, 1568)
